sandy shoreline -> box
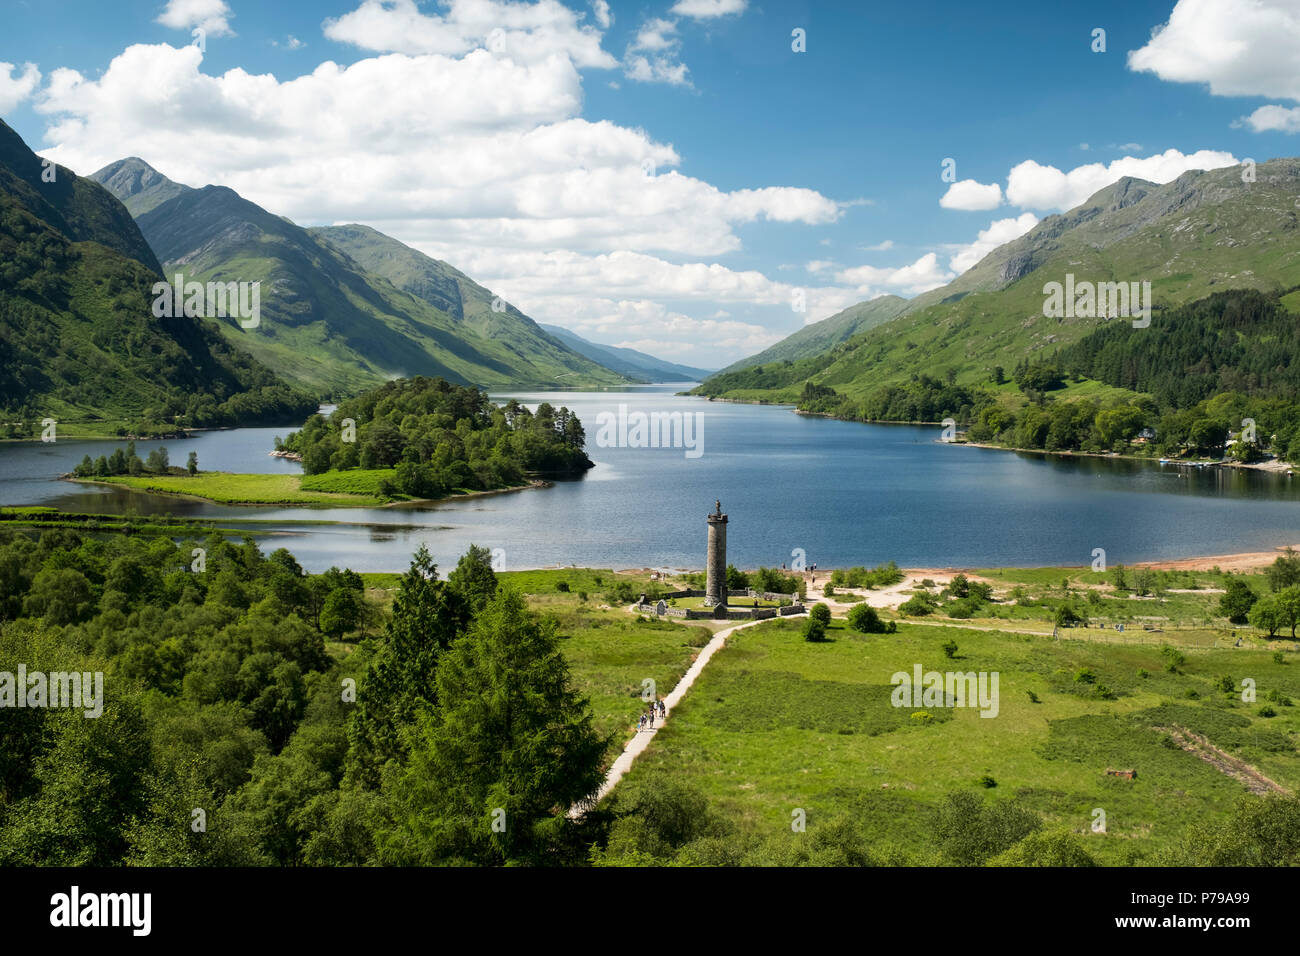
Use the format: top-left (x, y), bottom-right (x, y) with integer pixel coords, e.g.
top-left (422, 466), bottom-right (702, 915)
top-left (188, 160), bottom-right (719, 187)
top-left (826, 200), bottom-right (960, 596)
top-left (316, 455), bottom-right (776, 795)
top-left (616, 544), bottom-right (1300, 579)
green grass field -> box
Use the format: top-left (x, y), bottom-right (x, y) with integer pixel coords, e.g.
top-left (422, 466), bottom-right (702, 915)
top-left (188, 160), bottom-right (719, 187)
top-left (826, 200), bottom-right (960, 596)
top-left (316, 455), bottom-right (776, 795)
top-left (610, 605), bottom-right (1300, 864)
top-left (81, 473), bottom-right (390, 506)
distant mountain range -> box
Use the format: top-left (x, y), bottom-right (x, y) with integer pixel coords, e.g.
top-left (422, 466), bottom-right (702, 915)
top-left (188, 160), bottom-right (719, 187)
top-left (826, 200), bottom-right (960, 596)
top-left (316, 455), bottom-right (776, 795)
top-left (697, 159), bottom-right (1300, 404)
top-left (0, 120), bottom-right (315, 429)
top-left (537, 323), bottom-right (713, 383)
top-left (90, 160), bottom-right (626, 398)
top-left (710, 295), bottom-right (907, 376)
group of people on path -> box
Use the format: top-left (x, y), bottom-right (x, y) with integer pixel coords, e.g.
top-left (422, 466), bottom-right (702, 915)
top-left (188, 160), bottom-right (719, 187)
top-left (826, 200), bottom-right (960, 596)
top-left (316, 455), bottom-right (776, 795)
top-left (637, 699), bottom-right (667, 732)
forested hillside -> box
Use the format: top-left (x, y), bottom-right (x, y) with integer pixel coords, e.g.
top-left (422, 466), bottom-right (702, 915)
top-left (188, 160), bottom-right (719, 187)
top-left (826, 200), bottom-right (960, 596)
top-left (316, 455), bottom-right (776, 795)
top-left (0, 122), bottom-right (316, 432)
top-left (799, 288), bottom-right (1300, 463)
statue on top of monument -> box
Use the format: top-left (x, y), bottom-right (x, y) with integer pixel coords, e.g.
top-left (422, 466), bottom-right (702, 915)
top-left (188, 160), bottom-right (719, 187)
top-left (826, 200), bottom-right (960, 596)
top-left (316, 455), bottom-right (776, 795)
top-left (714, 499), bottom-right (721, 515)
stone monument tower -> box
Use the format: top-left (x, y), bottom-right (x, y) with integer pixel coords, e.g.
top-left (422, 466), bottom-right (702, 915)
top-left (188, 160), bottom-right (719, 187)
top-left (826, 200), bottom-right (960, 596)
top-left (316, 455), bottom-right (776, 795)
top-left (705, 499), bottom-right (728, 606)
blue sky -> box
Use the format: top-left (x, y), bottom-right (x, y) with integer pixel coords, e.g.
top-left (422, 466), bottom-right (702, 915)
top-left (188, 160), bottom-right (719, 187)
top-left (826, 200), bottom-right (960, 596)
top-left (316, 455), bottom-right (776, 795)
top-left (2, 0), bottom-right (1298, 366)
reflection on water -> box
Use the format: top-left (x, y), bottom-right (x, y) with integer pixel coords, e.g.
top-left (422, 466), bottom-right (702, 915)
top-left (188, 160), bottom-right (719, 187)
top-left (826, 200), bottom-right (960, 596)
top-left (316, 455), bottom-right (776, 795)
top-left (1, 385), bottom-right (1298, 572)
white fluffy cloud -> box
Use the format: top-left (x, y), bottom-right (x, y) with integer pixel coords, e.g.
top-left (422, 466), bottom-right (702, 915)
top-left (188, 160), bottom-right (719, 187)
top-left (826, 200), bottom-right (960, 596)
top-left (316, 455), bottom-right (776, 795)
top-left (1004, 149), bottom-right (1238, 211)
top-left (670, 0), bottom-right (748, 19)
top-left (1129, 0), bottom-right (1300, 132)
top-left (1240, 103), bottom-right (1300, 133)
top-left (1128, 0), bottom-right (1300, 101)
top-left (948, 213), bottom-right (1038, 275)
top-left (156, 0), bottom-right (234, 37)
top-left (939, 178), bottom-right (1003, 211)
top-left (0, 62), bottom-right (41, 113)
top-left (33, 42), bottom-right (840, 253)
top-left (632, 18), bottom-right (678, 51)
top-left (835, 253), bottom-right (954, 297)
top-left (624, 16), bottom-right (690, 85)
top-left (323, 0), bottom-right (616, 67)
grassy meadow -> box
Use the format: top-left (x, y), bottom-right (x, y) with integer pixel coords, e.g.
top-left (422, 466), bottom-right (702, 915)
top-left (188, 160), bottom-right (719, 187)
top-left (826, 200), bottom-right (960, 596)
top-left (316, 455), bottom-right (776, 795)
top-left (612, 613), bottom-right (1300, 864)
top-left (73, 469), bottom-right (536, 507)
top-left (82, 472), bottom-right (389, 505)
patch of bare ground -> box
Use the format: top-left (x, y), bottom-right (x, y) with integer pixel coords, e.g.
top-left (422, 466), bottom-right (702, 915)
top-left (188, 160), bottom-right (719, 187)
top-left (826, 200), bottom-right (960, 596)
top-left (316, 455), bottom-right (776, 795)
top-left (1157, 725), bottom-right (1290, 795)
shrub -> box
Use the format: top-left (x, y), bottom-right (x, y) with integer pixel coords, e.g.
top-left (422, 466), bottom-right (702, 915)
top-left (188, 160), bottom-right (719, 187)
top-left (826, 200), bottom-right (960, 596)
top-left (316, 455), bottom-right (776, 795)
top-left (978, 775), bottom-right (997, 789)
top-left (931, 791), bottom-right (1042, 866)
top-left (1273, 651), bottom-right (1287, 665)
top-left (1026, 690), bottom-right (1040, 703)
top-left (899, 594), bottom-right (934, 616)
top-left (1161, 645), bottom-right (1186, 674)
top-left (1215, 675), bottom-right (1235, 694)
top-left (832, 561), bottom-right (904, 590)
top-left (1074, 668), bottom-right (1097, 685)
top-left (1218, 577), bottom-right (1258, 624)
top-left (846, 603), bottom-right (888, 634)
top-left (941, 639), bottom-right (958, 659)
top-left (1054, 602), bottom-right (1083, 627)
top-left (822, 583), bottom-right (835, 597)
top-left (604, 581), bottom-right (638, 604)
top-left (989, 830), bottom-right (1097, 867)
top-left (1258, 705), bottom-right (1277, 718)
top-left (946, 595), bottom-right (986, 619)
top-left (803, 617), bottom-right (827, 643)
top-left (1133, 567), bottom-right (1156, 597)
top-left (810, 603), bottom-right (832, 626)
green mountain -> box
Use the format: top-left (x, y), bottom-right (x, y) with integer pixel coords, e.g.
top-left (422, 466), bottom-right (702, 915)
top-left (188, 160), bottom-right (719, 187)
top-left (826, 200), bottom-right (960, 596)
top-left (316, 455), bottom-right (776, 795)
top-left (89, 163), bottom-right (626, 398)
top-left (0, 126), bottom-right (160, 274)
top-left (309, 223), bottom-right (624, 387)
top-left (537, 323), bottom-right (712, 382)
top-left (696, 159), bottom-right (1300, 404)
top-left (713, 294), bottom-right (908, 376)
top-left (0, 120), bottom-right (316, 431)
top-left (89, 157), bottom-right (190, 217)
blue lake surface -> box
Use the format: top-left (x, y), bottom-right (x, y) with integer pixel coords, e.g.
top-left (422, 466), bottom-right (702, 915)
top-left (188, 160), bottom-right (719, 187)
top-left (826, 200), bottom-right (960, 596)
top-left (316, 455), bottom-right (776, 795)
top-left (2, 384), bottom-right (1298, 572)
